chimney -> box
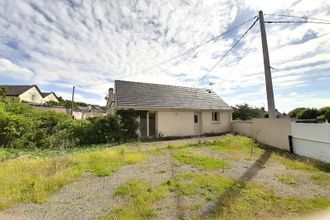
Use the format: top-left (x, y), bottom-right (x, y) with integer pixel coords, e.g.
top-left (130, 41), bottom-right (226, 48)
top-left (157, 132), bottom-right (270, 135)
top-left (106, 88), bottom-right (115, 114)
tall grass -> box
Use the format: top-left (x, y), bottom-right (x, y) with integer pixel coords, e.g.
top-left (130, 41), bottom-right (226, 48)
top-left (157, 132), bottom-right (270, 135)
top-left (0, 148), bottom-right (145, 210)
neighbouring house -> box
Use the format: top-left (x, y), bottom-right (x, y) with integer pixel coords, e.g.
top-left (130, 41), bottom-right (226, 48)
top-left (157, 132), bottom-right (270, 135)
top-left (0, 85), bottom-right (59, 104)
top-left (42, 92), bottom-right (59, 103)
top-left (107, 80), bottom-right (233, 138)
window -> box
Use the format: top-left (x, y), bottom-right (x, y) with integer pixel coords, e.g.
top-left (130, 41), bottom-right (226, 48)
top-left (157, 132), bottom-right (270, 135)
top-left (212, 112), bottom-right (220, 121)
top-left (194, 114), bottom-right (198, 124)
top-left (31, 95), bottom-right (36, 101)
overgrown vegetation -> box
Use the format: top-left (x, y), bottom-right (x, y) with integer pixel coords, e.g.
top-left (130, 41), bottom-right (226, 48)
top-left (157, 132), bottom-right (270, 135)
top-left (173, 150), bottom-right (227, 170)
top-left (288, 106), bottom-right (330, 121)
top-left (232, 104), bottom-right (267, 120)
top-left (0, 99), bottom-right (139, 148)
top-left (278, 174), bottom-right (299, 185)
top-left (0, 148), bottom-right (145, 209)
top-left (165, 172), bottom-right (330, 219)
top-left (103, 179), bottom-right (166, 219)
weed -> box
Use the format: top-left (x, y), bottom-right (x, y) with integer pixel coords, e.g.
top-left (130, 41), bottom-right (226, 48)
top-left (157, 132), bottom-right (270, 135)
top-left (173, 150), bottom-right (227, 170)
top-left (311, 173), bottom-right (330, 186)
top-left (102, 179), bottom-right (166, 219)
top-left (278, 174), bottom-right (299, 185)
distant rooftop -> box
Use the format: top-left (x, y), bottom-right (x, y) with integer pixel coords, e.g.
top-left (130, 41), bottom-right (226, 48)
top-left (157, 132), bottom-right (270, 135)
top-left (114, 80), bottom-right (231, 110)
top-left (0, 85), bottom-right (34, 96)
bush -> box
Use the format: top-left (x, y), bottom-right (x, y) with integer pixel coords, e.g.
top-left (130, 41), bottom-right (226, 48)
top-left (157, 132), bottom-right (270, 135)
top-left (116, 110), bottom-right (139, 139)
top-left (324, 111), bottom-right (330, 122)
top-left (288, 108), bottom-right (306, 118)
top-left (297, 108), bottom-right (318, 119)
top-left (0, 100), bottom-right (139, 149)
top-left (232, 104), bottom-right (265, 120)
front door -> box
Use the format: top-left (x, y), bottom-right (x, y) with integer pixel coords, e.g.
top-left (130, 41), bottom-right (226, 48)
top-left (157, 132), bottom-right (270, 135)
top-left (194, 112), bottom-right (201, 135)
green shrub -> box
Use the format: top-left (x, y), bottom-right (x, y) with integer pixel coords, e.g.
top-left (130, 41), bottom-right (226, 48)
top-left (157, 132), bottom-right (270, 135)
top-left (297, 108), bottom-right (318, 119)
top-left (116, 109), bottom-right (139, 139)
top-left (324, 110), bottom-right (330, 122)
top-left (0, 100), bottom-right (139, 149)
top-left (288, 107), bottom-right (306, 118)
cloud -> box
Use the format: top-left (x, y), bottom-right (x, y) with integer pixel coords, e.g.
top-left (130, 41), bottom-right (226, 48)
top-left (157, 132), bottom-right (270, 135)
top-left (0, 58), bottom-right (34, 78)
top-left (0, 0), bottom-right (329, 111)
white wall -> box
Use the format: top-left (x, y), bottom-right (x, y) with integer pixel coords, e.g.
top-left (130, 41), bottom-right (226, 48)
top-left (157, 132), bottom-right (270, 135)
top-left (292, 122), bottom-right (330, 163)
top-left (253, 118), bottom-right (292, 151)
top-left (157, 111), bottom-right (195, 136)
top-left (232, 118), bottom-right (292, 151)
top-left (201, 111), bottom-right (232, 134)
top-left (157, 110), bottom-right (232, 137)
top-left (19, 87), bottom-right (43, 104)
top-left (43, 93), bottom-right (59, 103)
top-left (232, 121), bottom-right (253, 137)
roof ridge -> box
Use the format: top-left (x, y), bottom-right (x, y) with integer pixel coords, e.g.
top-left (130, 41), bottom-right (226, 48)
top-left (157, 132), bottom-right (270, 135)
top-left (115, 80), bottom-right (213, 92)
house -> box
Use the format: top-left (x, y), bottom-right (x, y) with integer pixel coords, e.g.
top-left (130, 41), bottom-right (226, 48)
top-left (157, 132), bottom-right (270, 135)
top-left (107, 80), bottom-right (233, 137)
top-left (0, 85), bottom-right (59, 104)
top-left (42, 92), bottom-right (59, 103)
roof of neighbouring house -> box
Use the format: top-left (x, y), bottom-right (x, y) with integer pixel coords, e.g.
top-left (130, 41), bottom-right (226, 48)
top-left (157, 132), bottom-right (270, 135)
top-left (41, 92), bottom-right (58, 99)
top-left (114, 80), bottom-right (231, 110)
top-left (0, 85), bottom-right (37, 96)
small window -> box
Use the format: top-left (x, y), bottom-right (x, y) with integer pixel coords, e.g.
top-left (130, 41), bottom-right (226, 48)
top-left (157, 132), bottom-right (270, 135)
top-left (212, 112), bottom-right (220, 121)
top-left (31, 95), bottom-right (36, 101)
top-left (194, 115), bottom-right (198, 124)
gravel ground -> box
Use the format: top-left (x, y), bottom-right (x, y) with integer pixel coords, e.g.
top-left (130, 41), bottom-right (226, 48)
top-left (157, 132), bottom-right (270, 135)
top-left (2, 136), bottom-right (330, 220)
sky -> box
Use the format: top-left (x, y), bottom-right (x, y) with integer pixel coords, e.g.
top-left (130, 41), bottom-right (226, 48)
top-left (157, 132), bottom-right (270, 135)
top-left (0, 0), bottom-right (329, 112)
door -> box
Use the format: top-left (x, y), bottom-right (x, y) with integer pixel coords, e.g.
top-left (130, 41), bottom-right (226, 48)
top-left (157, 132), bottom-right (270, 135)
top-left (149, 113), bottom-right (156, 137)
top-left (194, 112), bottom-right (202, 135)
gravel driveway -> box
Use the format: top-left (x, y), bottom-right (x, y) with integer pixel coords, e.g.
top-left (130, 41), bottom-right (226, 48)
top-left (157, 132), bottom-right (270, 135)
top-left (1, 135), bottom-right (329, 219)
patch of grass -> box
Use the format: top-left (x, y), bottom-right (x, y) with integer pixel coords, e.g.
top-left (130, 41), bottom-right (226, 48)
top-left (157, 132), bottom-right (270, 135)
top-left (279, 158), bottom-right (319, 172)
top-left (0, 148), bottom-right (145, 210)
top-left (311, 173), bottom-right (330, 186)
top-left (278, 174), bottom-right (299, 185)
top-left (164, 173), bottom-right (235, 201)
top-left (173, 150), bottom-right (227, 170)
top-left (165, 172), bottom-right (330, 219)
top-left (102, 179), bottom-right (166, 219)
top-left (201, 135), bottom-right (264, 159)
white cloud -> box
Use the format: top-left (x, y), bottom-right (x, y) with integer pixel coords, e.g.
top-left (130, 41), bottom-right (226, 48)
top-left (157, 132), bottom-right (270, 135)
top-left (0, 0), bottom-right (329, 111)
top-left (0, 58), bottom-right (34, 78)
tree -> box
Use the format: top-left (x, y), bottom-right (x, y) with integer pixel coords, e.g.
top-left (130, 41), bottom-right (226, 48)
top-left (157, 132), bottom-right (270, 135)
top-left (288, 107), bottom-right (306, 118)
top-left (297, 108), bottom-right (318, 119)
top-left (232, 104), bottom-right (265, 121)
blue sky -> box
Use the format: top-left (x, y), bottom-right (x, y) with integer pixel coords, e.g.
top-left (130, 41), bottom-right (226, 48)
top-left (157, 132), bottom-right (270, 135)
top-left (0, 0), bottom-right (329, 112)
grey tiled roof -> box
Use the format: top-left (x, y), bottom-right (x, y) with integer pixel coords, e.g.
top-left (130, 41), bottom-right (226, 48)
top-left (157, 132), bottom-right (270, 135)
top-left (41, 92), bottom-right (52, 98)
top-left (0, 85), bottom-right (34, 96)
top-left (114, 80), bottom-right (231, 110)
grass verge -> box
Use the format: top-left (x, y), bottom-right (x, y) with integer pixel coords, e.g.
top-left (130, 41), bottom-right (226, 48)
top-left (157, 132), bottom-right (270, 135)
top-left (102, 179), bottom-right (166, 219)
top-left (173, 150), bottom-right (227, 170)
top-left (0, 148), bottom-right (145, 210)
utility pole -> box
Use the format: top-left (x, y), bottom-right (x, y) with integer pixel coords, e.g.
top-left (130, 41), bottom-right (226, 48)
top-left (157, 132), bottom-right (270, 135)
top-left (71, 86), bottom-right (75, 118)
top-left (259, 10), bottom-right (276, 118)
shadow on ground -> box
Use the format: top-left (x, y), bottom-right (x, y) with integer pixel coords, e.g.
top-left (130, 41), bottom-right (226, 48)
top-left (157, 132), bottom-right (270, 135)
top-left (202, 149), bottom-right (273, 218)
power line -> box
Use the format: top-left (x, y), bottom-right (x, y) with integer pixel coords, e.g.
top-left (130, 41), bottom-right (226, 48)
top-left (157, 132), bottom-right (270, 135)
top-left (191, 17), bottom-right (259, 87)
top-left (265, 20), bottom-right (330, 25)
top-left (265, 13), bottom-right (330, 23)
top-left (216, 30), bottom-right (257, 89)
top-left (119, 16), bottom-right (258, 79)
